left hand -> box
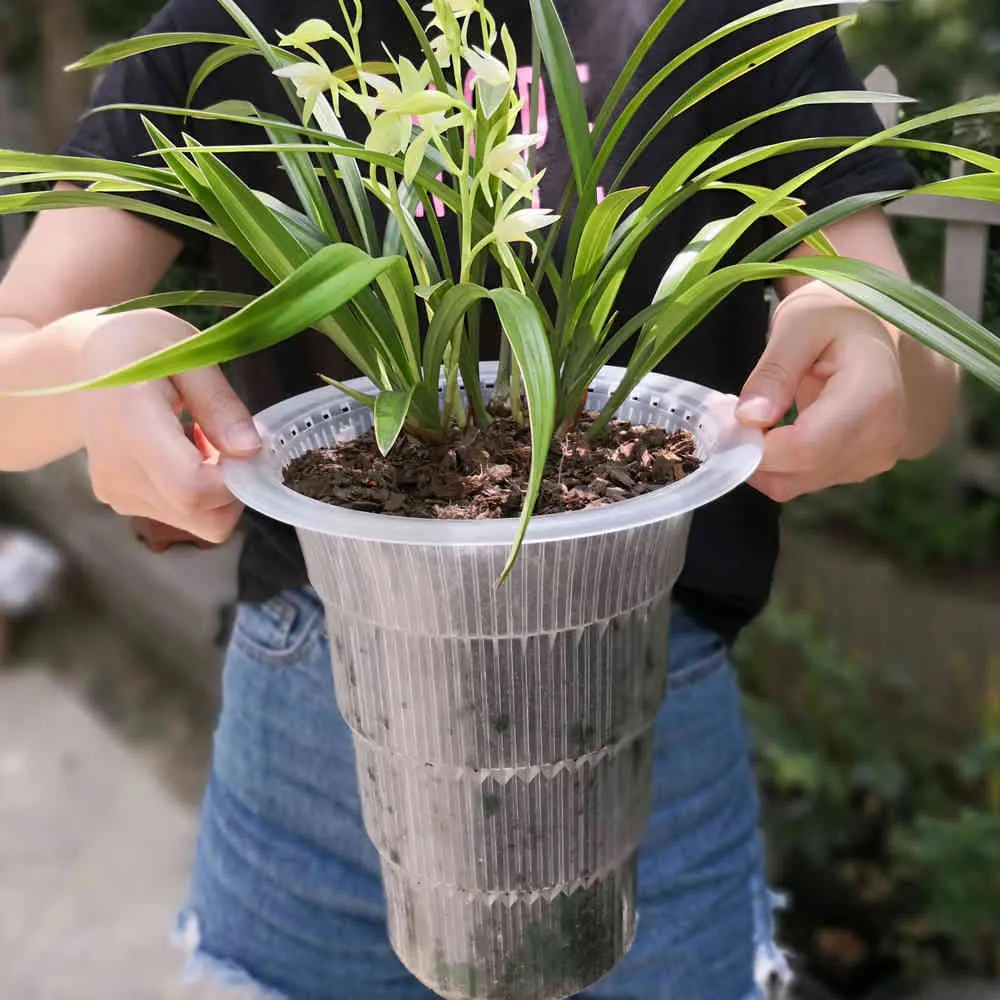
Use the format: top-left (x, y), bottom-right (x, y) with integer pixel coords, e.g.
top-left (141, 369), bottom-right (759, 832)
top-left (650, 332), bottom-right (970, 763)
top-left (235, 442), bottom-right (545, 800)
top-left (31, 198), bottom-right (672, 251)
top-left (735, 282), bottom-right (907, 503)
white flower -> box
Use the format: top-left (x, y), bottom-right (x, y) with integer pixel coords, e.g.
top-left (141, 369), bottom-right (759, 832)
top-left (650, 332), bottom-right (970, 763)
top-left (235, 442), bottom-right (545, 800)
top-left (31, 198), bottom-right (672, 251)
top-left (463, 46), bottom-right (510, 88)
top-left (494, 208), bottom-right (559, 259)
top-left (273, 62), bottom-right (337, 123)
top-left (277, 19), bottom-right (337, 50)
top-left (484, 133), bottom-right (540, 187)
top-left (429, 32), bottom-right (452, 67)
top-left (422, 0), bottom-right (479, 16)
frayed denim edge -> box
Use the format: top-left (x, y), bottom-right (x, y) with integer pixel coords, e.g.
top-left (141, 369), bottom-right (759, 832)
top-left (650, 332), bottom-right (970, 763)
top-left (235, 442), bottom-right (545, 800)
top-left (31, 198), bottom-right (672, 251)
top-left (172, 908), bottom-right (290, 1000)
top-left (748, 881), bottom-right (794, 1000)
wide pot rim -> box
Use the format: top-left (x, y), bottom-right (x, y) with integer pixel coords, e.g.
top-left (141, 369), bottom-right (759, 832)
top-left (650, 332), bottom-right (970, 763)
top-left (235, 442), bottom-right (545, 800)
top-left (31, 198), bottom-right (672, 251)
top-left (221, 364), bottom-right (763, 547)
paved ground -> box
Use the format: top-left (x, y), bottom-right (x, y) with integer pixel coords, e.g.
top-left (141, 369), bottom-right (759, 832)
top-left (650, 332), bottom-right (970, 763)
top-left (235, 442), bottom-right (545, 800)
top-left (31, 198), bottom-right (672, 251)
top-left (0, 608), bottom-right (252, 1000)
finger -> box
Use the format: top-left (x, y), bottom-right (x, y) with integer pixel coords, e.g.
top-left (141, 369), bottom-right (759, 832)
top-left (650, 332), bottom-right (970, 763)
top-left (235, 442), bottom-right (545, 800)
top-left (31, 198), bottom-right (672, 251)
top-left (754, 357), bottom-right (891, 476)
top-left (736, 321), bottom-right (832, 428)
top-left (749, 468), bottom-right (834, 504)
top-left (157, 498), bottom-right (245, 544)
top-left (174, 367), bottom-right (260, 457)
top-left (125, 387), bottom-right (237, 514)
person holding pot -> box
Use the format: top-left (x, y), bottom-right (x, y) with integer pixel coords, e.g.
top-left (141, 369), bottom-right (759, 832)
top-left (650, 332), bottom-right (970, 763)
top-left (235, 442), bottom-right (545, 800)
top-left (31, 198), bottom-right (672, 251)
top-left (0, 0), bottom-right (958, 997)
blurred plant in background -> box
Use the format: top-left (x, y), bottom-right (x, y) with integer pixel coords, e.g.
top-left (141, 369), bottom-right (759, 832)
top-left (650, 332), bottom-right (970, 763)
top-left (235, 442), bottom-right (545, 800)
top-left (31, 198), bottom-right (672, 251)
top-left (737, 597), bottom-right (1000, 996)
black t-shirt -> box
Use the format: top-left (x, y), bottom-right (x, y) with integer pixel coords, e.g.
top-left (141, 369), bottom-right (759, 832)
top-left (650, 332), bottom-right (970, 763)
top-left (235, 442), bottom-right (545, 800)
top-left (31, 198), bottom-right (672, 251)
top-left (61, 0), bottom-right (916, 641)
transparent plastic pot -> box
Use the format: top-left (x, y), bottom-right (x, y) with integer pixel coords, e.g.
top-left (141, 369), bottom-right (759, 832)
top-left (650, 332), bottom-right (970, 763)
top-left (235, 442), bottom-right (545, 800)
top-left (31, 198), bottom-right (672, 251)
top-left (222, 364), bottom-right (763, 1000)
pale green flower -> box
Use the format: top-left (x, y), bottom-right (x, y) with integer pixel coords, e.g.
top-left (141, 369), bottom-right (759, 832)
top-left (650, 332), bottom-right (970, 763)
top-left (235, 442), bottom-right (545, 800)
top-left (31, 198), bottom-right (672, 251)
top-left (429, 32), bottom-right (452, 67)
top-left (277, 19), bottom-right (337, 49)
top-left (354, 58), bottom-right (459, 155)
top-left (273, 62), bottom-right (339, 123)
top-left (494, 208), bottom-right (559, 259)
top-left (356, 59), bottom-right (454, 119)
top-left (463, 46), bottom-right (512, 117)
top-left (484, 133), bottom-right (540, 187)
top-left (463, 46), bottom-right (510, 87)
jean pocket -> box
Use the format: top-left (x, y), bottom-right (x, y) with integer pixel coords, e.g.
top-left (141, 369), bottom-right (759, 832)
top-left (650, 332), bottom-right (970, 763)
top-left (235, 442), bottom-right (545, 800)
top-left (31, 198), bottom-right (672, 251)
top-left (231, 591), bottom-right (323, 668)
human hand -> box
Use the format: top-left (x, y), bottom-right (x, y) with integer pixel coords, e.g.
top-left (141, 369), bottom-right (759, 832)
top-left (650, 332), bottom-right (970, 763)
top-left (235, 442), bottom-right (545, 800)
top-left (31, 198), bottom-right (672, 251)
top-left (735, 281), bottom-right (907, 503)
top-left (78, 308), bottom-right (260, 543)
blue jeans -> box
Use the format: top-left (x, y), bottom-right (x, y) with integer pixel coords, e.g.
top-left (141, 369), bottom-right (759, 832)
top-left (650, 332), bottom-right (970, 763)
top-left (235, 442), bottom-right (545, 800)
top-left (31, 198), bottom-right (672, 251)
top-left (174, 587), bottom-right (790, 1000)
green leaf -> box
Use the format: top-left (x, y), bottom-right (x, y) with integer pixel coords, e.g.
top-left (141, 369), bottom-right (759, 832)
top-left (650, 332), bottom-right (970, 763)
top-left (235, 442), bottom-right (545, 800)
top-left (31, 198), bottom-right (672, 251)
top-left (0, 150), bottom-right (184, 190)
top-left (375, 258), bottom-right (422, 382)
top-left (695, 96), bottom-right (1000, 196)
top-left (672, 96), bottom-right (1000, 296)
top-left (572, 187), bottom-right (649, 289)
top-left (261, 115), bottom-right (341, 239)
top-left (374, 388), bottom-right (416, 455)
top-left (913, 173), bottom-right (1000, 202)
top-left (742, 189), bottom-right (907, 265)
top-left (0, 187), bottom-right (225, 241)
top-left (423, 283), bottom-right (491, 395)
top-left (381, 177), bottom-right (443, 284)
top-left (753, 257), bottom-right (1000, 382)
top-left (489, 288), bottom-right (557, 585)
top-left (186, 45), bottom-right (260, 107)
top-left (213, 0), bottom-right (375, 252)
top-left (636, 90), bottom-right (913, 219)
top-left (8, 245), bottom-right (401, 395)
top-left (0, 170), bottom-right (188, 200)
top-left (101, 290), bottom-right (255, 314)
top-left (311, 96), bottom-right (381, 256)
top-left (602, 11), bottom-right (856, 189)
top-left (254, 192), bottom-right (333, 254)
top-left (66, 32), bottom-right (254, 72)
top-left (561, 186), bottom-right (647, 357)
top-left (181, 134), bottom-right (308, 277)
top-left (707, 181), bottom-right (837, 256)
top-left (528, 0), bottom-right (594, 195)
top-left (318, 375), bottom-right (377, 408)
top-left (601, 254), bottom-right (1000, 423)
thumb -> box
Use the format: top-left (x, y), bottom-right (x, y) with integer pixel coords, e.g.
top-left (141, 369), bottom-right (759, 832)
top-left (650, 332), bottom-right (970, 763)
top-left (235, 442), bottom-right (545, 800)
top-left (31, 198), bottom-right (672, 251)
top-left (736, 315), bottom-right (830, 428)
top-left (173, 366), bottom-right (261, 457)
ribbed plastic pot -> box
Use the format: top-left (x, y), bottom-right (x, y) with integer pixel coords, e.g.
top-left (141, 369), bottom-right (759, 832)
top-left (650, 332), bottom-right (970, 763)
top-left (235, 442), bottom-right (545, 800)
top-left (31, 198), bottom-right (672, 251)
top-left (222, 364), bottom-right (762, 1000)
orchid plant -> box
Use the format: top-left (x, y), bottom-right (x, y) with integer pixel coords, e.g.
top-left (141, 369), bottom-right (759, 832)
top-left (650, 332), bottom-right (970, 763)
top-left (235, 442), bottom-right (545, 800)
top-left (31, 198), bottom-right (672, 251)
top-left (2, 0), bottom-right (1000, 575)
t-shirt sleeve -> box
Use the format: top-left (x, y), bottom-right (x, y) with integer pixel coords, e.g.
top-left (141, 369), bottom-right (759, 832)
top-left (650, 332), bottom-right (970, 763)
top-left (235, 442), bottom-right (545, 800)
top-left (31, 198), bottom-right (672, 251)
top-left (58, 1), bottom-right (207, 256)
top-left (733, 12), bottom-right (920, 211)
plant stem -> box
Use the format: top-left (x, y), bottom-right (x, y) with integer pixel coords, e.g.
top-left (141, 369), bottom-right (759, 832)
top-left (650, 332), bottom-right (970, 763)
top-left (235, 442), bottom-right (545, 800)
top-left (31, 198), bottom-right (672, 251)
top-left (387, 168), bottom-right (432, 289)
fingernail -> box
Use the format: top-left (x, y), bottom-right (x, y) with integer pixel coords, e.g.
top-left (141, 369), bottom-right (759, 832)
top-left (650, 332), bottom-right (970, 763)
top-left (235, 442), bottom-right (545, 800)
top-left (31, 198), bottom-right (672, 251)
top-left (225, 420), bottom-right (261, 453)
top-left (736, 396), bottom-right (775, 424)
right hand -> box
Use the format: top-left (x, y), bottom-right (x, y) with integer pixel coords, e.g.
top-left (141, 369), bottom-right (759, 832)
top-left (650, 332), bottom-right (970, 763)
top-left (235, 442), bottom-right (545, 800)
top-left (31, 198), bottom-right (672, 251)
top-left (78, 308), bottom-right (261, 544)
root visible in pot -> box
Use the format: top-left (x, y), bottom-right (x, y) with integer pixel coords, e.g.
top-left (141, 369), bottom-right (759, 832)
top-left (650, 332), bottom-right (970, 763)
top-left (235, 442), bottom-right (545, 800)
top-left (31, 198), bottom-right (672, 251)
top-left (282, 413), bottom-right (700, 519)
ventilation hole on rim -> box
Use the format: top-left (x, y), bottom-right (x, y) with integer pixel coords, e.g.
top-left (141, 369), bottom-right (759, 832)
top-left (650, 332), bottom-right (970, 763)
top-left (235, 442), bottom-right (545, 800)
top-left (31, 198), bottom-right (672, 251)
top-left (684, 413), bottom-right (691, 421)
top-left (305, 419), bottom-right (314, 429)
top-left (278, 436), bottom-right (286, 446)
top-left (484, 382), bottom-right (494, 390)
top-left (651, 398), bottom-right (660, 407)
top-left (341, 405), bottom-right (351, 413)
top-left (290, 427), bottom-right (298, 437)
top-left (669, 406), bottom-right (677, 414)
top-left (321, 411), bottom-right (331, 421)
